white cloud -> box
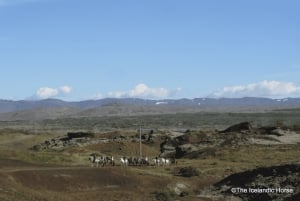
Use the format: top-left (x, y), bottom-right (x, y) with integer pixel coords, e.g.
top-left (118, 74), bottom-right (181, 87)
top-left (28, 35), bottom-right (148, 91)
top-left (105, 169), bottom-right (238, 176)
top-left (212, 80), bottom-right (300, 98)
top-left (59, 86), bottom-right (72, 94)
top-left (35, 85), bottom-right (73, 99)
top-left (107, 83), bottom-right (181, 99)
top-left (36, 87), bottom-right (58, 99)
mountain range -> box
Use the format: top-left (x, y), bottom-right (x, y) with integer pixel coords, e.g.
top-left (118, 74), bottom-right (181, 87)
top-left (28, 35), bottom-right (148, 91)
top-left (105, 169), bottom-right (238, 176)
top-left (0, 97), bottom-right (299, 121)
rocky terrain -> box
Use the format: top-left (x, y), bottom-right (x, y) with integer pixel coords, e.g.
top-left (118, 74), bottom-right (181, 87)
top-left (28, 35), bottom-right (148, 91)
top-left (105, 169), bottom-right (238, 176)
top-left (31, 122), bottom-right (300, 162)
top-left (159, 122), bottom-right (300, 159)
top-left (200, 164), bottom-right (300, 201)
top-left (30, 130), bottom-right (164, 151)
top-left (1, 110), bottom-right (299, 201)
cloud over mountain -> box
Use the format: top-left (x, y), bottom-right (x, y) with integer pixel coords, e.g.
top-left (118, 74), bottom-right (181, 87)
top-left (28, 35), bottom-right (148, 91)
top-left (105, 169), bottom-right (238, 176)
top-left (212, 80), bottom-right (300, 98)
top-left (107, 83), bottom-right (181, 99)
top-left (59, 86), bottom-right (72, 94)
top-left (35, 86), bottom-right (72, 99)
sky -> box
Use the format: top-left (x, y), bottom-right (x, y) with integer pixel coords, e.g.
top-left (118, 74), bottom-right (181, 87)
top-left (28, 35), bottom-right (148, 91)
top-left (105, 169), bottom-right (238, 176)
top-left (0, 0), bottom-right (299, 100)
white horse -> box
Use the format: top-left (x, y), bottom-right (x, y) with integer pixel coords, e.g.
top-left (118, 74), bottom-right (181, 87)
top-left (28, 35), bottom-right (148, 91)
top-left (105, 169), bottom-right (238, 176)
top-left (89, 154), bottom-right (102, 167)
top-left (137, 156), bottom-right (149, 166)
top-left (161, 157), bottom-right (170, 166)
top-left (110, 156), bottom-right (115, 166)
top-left (166, 158), bottom-right (170, 166)
top-left (144, 156), bottom-right (149, 166)
top-left (152, 157), bottom-right (170, 167)
top-left (94, 157), bottom-right (102, 167)
top-left (153, 157), bottom-right (160, 167)
top-left (102, 155), bottom-right (114, 166)
top-left (89, 154), bottom-right (115, 167)
top-left (120, 156), bottom-right (128, 167)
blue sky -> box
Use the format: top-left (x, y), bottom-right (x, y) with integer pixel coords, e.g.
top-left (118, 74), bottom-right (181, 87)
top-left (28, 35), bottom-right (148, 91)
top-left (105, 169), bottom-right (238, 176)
top-left (0, 0), bottom-right (299, 100)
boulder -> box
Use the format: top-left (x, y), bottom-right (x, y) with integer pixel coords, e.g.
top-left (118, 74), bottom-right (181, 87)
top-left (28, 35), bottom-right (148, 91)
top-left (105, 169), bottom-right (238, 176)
top-left (211, 164), bottom-right (300, 201)
top-left (175, 144), bottom-right (199, 158)
top-left (220, 122), bottom-right (252, 133)
top-left (168, 183), bottom-right (189, 196)
top-left (270, 128), bottom-right (290, 136)
top-left (67, 132), bottom-right (94, 139)
top-left (160, 139), bottom-right (177, 157)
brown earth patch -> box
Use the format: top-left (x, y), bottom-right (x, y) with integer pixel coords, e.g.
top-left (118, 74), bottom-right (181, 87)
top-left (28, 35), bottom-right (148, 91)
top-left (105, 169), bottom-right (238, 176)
top-left (10, 168), bottom-right (139, 192)
top-left (1, 163), bottom-right (173, 201)
top-left (0, 158), bottom-right (39, 169)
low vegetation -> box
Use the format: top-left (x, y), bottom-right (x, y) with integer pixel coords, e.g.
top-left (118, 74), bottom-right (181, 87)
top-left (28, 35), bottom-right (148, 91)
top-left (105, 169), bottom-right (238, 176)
top-left (0, 111), bottom-right (299, 200)
top-left (177, 166), bottom-right (200, 177)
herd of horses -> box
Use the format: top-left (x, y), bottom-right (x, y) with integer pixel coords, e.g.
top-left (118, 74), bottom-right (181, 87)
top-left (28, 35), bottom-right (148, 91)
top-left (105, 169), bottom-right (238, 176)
top-left (89, 153), bottom-right (174, 167)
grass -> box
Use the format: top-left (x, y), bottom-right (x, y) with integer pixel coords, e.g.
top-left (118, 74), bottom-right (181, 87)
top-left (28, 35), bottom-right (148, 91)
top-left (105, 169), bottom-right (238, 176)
top-left (0, 111), bottom-right (299, 200)
top-left (1, 110), bottom-right (300, 132)
top-left (153, 189), bottom-right (176, 201)
top-left (0, 143), bottom-right (298, 201)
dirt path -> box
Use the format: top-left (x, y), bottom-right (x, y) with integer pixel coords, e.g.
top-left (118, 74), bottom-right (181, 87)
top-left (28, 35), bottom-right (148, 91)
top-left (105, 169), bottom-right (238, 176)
top-left (0, 161), bottom-right (178, 201)
top-left (0, 165), bottom-right (92, 173)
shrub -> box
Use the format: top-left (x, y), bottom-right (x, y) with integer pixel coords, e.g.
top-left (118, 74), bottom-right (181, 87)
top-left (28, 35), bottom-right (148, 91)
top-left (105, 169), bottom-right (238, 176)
top-left (178, 166), bottom-right (199, 177)
top-left (154, 189), bottom-right (176, 201)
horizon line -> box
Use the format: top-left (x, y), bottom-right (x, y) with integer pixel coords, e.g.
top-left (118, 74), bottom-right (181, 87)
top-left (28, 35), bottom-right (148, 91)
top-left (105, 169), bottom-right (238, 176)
top-left (0, 96), bottom-right (298, 102)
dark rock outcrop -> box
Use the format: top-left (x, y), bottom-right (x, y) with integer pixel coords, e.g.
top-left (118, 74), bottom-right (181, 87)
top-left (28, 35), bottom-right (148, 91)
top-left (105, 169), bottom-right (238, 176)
top-left (67, 132), bottom-right (94, 139)
top-left (220, 122), bottom-right (253, 133)
top-left (32, 132), bottom-right (95, 151)
top-left (211, 164), bottom-right (300, 201)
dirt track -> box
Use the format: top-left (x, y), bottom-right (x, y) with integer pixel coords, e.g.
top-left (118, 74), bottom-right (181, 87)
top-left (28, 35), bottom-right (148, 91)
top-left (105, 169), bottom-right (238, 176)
top-left (0, 158), bottom-right (206, 201)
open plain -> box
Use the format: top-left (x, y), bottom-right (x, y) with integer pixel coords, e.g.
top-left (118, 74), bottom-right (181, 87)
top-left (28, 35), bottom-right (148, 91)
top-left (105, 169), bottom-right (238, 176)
top-left (0, 109), bottom-right (299, 201)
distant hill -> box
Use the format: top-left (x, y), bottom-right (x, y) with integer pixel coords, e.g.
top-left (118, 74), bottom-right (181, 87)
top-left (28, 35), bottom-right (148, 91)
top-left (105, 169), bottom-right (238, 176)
top-left (0, 97), bottom-right (300, 121)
